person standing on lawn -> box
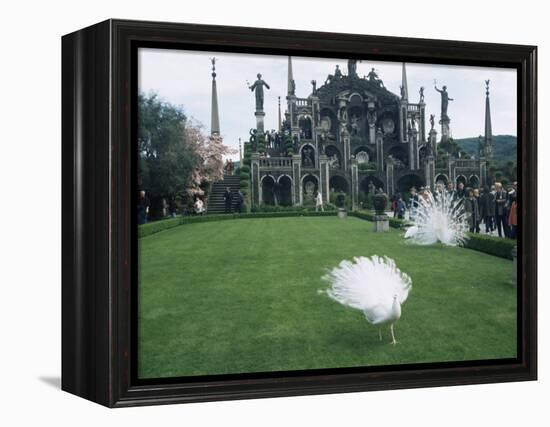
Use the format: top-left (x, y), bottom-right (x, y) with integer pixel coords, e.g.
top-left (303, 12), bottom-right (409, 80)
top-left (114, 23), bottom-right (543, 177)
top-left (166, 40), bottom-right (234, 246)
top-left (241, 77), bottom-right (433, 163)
top-left (137, 190), bottom-right (150, 225)
top-left (408, 187), bottom-right (419, 221)
top-left (464, 188), bottom-right (480, 233)
top-left (494, 182), bottom-right (508, 237)
top-left (235, 190), bottom-right (245, 213)
top-left (223, 187), bottom-right (233, 213)
top-left (479, 185), bottom-right (496, 234)
top-left (315, 191), bottom-right (324, 212)
top-left (508, 189), bottom-right (518, 239)
top-left (396, 195), bottom-right (406, 220)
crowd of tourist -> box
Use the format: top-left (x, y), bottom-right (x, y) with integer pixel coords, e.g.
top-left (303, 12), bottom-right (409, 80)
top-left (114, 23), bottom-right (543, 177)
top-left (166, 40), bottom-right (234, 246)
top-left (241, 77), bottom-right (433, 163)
top-left (392, 181), bottom-right (518, 239)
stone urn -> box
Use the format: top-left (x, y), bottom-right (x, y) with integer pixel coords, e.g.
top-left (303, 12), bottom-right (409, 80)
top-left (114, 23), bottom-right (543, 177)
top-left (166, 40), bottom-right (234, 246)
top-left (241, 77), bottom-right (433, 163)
top-left (336, 192), bottom-right (347, 219)
top-left (372, 191), bottom-right (389, 232)
top-left (373, 191), bottom-right (388, 215)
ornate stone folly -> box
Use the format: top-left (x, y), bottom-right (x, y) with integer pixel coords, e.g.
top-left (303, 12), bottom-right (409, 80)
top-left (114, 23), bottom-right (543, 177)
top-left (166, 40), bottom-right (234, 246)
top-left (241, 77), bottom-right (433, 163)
top-left (248, 59), bottom-right (492, 208)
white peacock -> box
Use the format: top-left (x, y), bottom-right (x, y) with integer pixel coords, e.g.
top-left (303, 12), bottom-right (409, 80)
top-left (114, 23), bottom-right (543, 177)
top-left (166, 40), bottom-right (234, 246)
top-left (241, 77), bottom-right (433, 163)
top-left (321, 255), bottom-right (412, 345)
top-left (405, 189), bottom-right (469, 246)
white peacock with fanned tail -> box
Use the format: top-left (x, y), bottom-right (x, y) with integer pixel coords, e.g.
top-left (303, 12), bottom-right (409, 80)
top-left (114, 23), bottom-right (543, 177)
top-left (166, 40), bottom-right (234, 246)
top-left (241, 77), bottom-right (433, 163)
top-left (321, 256), bottom-right (412, 345)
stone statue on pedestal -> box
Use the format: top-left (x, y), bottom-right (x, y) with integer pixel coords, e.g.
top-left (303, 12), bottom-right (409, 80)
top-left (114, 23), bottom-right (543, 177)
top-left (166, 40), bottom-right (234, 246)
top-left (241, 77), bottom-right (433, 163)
top-left (248, 73), bottom-right (270, 111)
top-left (434, 84), bottom-right (453, 120)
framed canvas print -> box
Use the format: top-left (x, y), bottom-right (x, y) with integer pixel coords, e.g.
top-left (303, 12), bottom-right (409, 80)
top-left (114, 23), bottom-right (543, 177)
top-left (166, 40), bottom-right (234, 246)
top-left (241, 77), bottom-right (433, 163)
top-left (62, 19), bottom-right (537, 407)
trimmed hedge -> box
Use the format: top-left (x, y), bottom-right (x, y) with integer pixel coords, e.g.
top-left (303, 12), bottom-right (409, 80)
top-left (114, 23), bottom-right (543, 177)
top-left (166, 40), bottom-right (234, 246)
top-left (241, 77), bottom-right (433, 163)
top-left (350, 211), bottom-right (515, 259)
top-left (139, 210), bottom-right (338, 238)
top-left (138, 217), bottom-right (181, 238)
top-left (463, 233), bottom-right (516, 260)
top-left (350, 211), bottom-right (405, 229)
top-left (251, 204), bottom-right (336, 213)
top-left (139, 212), bottom-right (516, 260)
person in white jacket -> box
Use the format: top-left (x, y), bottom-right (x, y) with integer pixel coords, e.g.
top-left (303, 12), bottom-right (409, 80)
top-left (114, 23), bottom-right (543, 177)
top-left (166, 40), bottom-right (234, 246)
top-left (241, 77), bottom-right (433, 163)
top-left (315, 191), bottom-right (324, 212)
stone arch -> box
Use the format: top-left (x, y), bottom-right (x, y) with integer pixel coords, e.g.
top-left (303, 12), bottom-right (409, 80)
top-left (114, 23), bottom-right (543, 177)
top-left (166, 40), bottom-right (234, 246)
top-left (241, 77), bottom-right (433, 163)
top-left (418, 146), bottom-right (428, 166)
top-left (300, 173), bottom-right (320, 205)
top-left (387, 145), bottom-right (408, 168)
top-left (456, 175), bottom-right (467, 187)
top-left (435, 173), bottom-right (449, 186)
top-left (348, 92), bottom-right (364, 104)
top-left (277, 174), bottom-right (293, 206)
top-left (320, 108), bottom-right (337, 135)
top-left (260, 175), bottom-right (276, 205)
top-left (325, 145), bottom-right (342, 169)
top-left (300, 143), bottom-right (316, 168)
top-left (468, 174), bottom-right (480, 189)
top-left (329, 175), bottom-right (349, 193)
top-left (396, 173), bottom-right (425, 194)
top-left (354, 145), bottom-right (374, 165)
top-left (360, 175), bottom-right (384, 194)
top-left (298, 115), bottom-right (312, 139)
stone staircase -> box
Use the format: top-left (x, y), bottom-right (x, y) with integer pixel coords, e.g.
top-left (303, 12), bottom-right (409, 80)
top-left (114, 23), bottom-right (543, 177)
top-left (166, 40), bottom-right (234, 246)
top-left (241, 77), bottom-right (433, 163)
top-left (207, 175), bottom-right (241, 214)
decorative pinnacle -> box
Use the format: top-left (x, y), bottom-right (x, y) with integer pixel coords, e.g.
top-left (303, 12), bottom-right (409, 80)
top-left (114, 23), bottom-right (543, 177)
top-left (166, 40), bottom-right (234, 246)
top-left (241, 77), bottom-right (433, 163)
top-left (211, 57), bottom-right (217, 79)
top-left (485, 79), bottom-right (490, 96)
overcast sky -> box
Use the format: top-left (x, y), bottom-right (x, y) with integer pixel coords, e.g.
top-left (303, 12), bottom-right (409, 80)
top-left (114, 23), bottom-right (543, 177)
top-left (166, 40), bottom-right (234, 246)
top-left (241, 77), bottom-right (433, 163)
top-left (139, 48), bottom-right (517, 160)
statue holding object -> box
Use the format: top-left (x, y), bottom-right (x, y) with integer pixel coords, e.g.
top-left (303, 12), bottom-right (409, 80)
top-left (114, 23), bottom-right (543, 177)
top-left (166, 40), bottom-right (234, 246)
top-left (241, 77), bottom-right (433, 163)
top-left (248, 73), bottom-right (270, 111)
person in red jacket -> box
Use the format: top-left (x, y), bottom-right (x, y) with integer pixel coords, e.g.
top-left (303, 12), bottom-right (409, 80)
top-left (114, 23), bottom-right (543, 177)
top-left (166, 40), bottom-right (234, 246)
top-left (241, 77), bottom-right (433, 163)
top-left (508, 190), bottom-right (518, 239)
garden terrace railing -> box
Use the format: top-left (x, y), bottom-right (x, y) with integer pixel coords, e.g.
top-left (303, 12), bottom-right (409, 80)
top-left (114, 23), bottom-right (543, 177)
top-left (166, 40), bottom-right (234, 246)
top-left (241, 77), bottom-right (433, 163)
top-left (259, 157), bottom-right (293, 169)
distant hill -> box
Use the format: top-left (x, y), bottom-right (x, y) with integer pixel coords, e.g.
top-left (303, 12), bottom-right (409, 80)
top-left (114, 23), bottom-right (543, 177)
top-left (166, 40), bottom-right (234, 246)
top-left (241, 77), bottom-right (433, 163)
top-left (454, 135), bottom-right (517, 165)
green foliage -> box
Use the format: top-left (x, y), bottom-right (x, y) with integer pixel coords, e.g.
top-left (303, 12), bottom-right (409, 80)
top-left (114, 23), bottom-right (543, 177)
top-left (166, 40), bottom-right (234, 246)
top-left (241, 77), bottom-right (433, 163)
top-left (463, 233), bottom-right (516, 260)
top-left (456, 135), bottom-right (517, 164)
top-left (349, 211), bottom-right (404, 229)
top-left (350, 212), bottom-right (515, 259)
top-left (284, 135), bottom-right (294, 155)
top-left (256, 134), bottom-right (266, 154)
top-left (358, 191), bottom-right (374, 210)
top-left (251, 204), bottom-right (336, 213)
top-left (329, 191), bottom-right (350, 209)
top-left (138, 92), bottom-right (199, 199)
top-left (358, 162), bottom-right (377, 172)
top-left (240, 165), bottom-right (250, 174)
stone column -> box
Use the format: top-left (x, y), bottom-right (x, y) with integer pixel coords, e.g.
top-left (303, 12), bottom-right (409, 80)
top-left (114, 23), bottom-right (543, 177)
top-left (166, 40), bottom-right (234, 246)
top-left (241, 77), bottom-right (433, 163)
top-left (479, 157), bottom-right (487, 187)
top-left (428, 128), bottom-right (438, 160)
top-left (341, 128), bottom-right (350, 172)
top-left (440, 116), bottom-right (451, 143)
top-left (319, 155), bottom-right (330, 204)
top-left (419, 102), bottom-right (426, 143)
top-left (407, 128), bottom-right (419, 170)
top-left (425, 156), bottom-right (435, 190)
top-left (400, 103), bottom-right (408, 143)
top-left (255, 111), bottom-right (265, 134)
top-left (251, 153), bottom-right (260, 206)
top-left (351, 159), bottom-right (359, 210)
top-left (375, 128), bottom-right (384, 172)
top-left (386, 158), bottom-right (395, 196)
top-left (292, 154), bottom-right (301, 205)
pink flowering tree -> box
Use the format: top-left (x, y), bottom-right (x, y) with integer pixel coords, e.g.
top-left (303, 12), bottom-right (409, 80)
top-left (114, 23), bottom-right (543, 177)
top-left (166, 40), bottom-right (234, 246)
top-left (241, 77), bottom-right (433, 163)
top-left (184, 122), bottom-right (237, 197)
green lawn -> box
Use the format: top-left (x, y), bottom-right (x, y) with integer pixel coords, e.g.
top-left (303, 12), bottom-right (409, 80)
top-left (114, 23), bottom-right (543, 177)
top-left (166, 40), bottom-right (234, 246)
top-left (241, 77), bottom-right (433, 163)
top-left (138, 216), bottom-right (516, 379)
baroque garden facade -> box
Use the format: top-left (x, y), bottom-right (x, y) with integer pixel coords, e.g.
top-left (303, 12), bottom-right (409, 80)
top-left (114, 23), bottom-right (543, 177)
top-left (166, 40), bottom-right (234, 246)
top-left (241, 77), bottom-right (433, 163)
top-left (244, 58), bottom-right (494, 209)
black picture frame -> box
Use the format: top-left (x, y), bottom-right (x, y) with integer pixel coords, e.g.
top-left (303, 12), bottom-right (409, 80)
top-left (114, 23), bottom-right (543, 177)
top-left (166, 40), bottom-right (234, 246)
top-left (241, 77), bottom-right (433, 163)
top-left (62, 19), bottom-right (537, 407)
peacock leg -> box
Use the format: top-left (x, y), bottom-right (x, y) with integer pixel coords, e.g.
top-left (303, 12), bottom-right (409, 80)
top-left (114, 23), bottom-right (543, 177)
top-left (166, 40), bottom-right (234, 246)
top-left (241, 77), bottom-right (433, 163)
top-left (378, 327), bottom-right (382, 341)
top-left (390, 324), bottom-right (398, 345)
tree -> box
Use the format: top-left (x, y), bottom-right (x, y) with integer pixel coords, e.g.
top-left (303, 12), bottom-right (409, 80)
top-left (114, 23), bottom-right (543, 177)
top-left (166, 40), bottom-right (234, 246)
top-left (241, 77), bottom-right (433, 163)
top-left (138, 93), bottom-right (202, 218)
top-left (185, 126), bottom-right (237, 196)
